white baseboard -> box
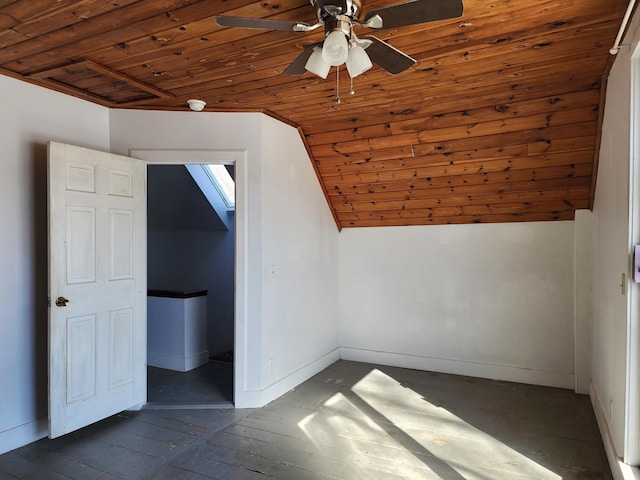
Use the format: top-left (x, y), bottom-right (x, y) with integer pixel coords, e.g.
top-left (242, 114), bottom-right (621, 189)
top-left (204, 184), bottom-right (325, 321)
top-left (235, 348), bottom-right (341, 408)
top-left (0, 418), bottom-right (48, 455)
top-left (340, 347), bottom-right (575, 389)
top-left (589, 380), bottom-right (640, 480)
top-left (148, 350), bottom-right (209, 372)
top-left (590, 380), bottom-right (624, 480)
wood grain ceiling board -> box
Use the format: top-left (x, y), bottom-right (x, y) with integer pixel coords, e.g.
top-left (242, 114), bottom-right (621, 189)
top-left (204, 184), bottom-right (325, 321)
top-left (0, 0), bottom-right (631, 228)
top-left (28, 59), bottom-right (174, 105)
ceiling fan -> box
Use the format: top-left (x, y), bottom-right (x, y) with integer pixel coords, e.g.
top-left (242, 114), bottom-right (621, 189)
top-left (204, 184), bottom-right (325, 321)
top-left (216, 0), bottom-right (464, 79)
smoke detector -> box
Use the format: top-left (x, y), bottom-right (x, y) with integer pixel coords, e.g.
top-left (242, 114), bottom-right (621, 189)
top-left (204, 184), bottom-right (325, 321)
top-left (187, 99), bottom-right (206, 111)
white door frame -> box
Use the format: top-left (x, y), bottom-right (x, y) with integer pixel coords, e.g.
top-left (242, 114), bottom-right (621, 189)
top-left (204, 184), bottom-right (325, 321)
top-left (130, 148), bottom-right (247, 407)
top-left (626, 47), bottom-right (640, 466)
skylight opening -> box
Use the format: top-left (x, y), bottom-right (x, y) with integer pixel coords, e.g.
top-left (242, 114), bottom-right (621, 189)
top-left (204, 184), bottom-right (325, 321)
top-left (203, 164), bottom-right (235, 210)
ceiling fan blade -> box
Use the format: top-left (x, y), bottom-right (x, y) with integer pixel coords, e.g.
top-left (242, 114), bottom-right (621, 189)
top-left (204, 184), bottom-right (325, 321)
top-left (364, 0), bottom-right (463, 30)
top-left (282, 43), bottom-right (323, 75)
top-left (362, 36), bottom-right (416, 74)
top-left (216, 15), bottom-right (308, 32)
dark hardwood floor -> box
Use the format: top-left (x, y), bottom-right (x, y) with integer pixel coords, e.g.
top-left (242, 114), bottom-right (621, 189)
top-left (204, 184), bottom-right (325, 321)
top-left (0, 360), bottom-right (611, 479)
top-left (147, 360), bottom-right (233, 406)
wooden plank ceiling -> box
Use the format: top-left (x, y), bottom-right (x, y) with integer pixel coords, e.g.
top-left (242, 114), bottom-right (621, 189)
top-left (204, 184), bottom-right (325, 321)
top-left (0, 0), bottom-right (630, 228)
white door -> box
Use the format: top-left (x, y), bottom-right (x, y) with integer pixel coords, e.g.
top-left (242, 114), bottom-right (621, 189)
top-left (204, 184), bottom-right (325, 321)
top-left (48, 142), bottom-right (146, 438)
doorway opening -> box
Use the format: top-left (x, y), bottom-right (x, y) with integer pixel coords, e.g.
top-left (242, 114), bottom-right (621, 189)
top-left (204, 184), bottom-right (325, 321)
top-left (145, 162), bottom-right (235, 407)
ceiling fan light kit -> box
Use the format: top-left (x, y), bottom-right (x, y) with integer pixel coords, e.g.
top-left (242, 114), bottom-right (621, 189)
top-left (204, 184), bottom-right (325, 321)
top-left (216, 0), bottom-right (464, 95)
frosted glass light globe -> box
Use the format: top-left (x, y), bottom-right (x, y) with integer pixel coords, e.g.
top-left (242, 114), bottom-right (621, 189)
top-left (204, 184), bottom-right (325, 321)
top-left (322, 30), bottom-right (349, 67)
top-left (346, 45), bottom-right (372, 77)
top-left (305, 47), bottom-right (331, 78)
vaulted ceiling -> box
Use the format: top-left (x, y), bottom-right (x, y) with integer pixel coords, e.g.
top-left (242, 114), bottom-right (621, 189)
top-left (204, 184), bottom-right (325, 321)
top-left (1, 0), bottom-right (631, 228)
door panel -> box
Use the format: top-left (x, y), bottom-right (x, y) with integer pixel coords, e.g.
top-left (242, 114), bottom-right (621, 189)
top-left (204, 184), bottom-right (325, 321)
top-left (66, 314), bottom-right (97, 402)
top-left (108, 169), bottom-right (134, 197)
top-left (66, 163), bottom-right (95, 192)
top-left (66, 206), bottom-right (97, 284)
top-left (109, 308), bottom-right (134, 388)
top-left (109, 209), bottom-right (134, 280)
top-left (48, 142), bottom-right (146, 439)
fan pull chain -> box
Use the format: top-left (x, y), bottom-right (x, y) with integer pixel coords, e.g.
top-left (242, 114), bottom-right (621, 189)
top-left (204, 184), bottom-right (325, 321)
top-left (335, 65), bottom-right (341, 104)
top-left (349, 75), bottom-right (355, 96)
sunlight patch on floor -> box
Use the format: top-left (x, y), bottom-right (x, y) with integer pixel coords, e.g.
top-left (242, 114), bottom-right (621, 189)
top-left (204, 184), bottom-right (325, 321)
top-left (299, 391), bottom-right (448, 478)
top-left (298, 369), bottom-right (562, 480)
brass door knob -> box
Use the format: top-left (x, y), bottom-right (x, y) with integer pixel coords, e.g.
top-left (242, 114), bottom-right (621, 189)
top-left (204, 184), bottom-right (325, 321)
top-left (55, 297), bottom-right (70, 307)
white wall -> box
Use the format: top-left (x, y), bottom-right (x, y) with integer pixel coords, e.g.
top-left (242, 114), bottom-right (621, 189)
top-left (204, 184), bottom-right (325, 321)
top-left (339, 221), bottom-right (576, 388)
top-left (260, 117), bottom-right (340, 393)
top-left (109, 110), bottom-right (340, 407)
top-left (0, 74), bottom-right (110, 453)
top-left (590, 8), bottom-right (640, 470)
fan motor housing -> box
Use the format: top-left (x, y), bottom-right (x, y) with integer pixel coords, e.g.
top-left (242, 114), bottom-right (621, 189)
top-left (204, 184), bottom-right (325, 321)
top-left (324, 17), bottom-right (352, 38)
top-left (311, 0), bottom-right (363, 21)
